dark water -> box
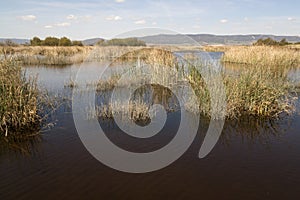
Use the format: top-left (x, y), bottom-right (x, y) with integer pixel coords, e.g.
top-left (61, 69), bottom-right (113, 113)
top-left (1, 54), bottom-right (300, 200)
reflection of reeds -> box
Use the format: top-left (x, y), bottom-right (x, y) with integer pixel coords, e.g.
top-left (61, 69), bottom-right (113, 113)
top-left (220, 116), bottom-right (292, 147)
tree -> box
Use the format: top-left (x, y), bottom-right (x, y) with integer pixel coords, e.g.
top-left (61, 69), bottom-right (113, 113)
top-left (97, 37), bottom-right (146, 46)
top-left (72, 41), bottom-right (83, 46)
top-left (253, 37), bottom-right (290, 46)
top-left (30, 37), bottom-right (42, 46)
top-left (43, 37), bottom-right (59, 46)
top-left (279, 38), bottom-right (289, 46)
top-left (59, 37), bottom-right (72, 46)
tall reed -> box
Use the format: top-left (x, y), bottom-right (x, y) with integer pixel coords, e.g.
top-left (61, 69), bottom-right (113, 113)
top-left (222, 46), bottom-right (300, 68)
top-left (0, 60), bottom-right (45, 137)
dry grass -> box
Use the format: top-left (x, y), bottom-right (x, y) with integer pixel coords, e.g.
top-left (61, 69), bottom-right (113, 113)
top-left (0, 46), bottom-right (176, 65)
top-left (0, 60), bottom-right (40, 136)
top-left (109, 47), bottom-right (176, 67)
top-left (224, 65), bottom-right (296, 118)
top-left (222, 46), bottom-right (300, 68)
top-left (1, 46), bottom-right (93, 65)
top-left (202, 45), bottom-right (234, 52)
top-left (0, 59), bottom-right (56, 138)
top-left (88, 101), bottom-right (152, 123)
top-left (86, 50), bottom-right (297, 120)
top-left (179, 54), bottom-right (297, 119)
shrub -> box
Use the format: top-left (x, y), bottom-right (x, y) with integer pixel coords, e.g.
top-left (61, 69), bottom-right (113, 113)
top-left (97, 38), bottom-right (146, 46)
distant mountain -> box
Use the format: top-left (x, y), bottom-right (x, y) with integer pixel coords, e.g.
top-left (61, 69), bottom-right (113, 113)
top-left (0, 38), bottom-right (30, 44)
top-left (82, 38), bottom-right (104, 46)
top-left (1, 34), bottom-right (300, 46)
top-left (138, 34), bottom-right (300, 45)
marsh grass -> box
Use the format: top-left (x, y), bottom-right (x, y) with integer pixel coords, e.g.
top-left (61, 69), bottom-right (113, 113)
top-left (113, 48), bottom-right (176, 67)
top-left (222, 46), bottom-right (300, 68)
top-left (0, 60), bottom-right (54, 137)
top-left (223, 65), bottom-right (296, 118)
top-left (86, 49), bottom-right (297, 120)
top-left (89, 101), bottom-right (152, 123)
top-left (8, 46), bottom-right (93, 65)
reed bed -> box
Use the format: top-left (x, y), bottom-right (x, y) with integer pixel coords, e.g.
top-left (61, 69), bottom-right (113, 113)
top-left (224, 66), bottom-right (295, 118)
top-left (222, 46), bottom-right (300, 68)
top-left (0, 60), bottom-right (41, 136)
top-left (0, 46), bottom-right (147, 65)
top-left (85, 48), bottom-right (297, 120)
top-left (1, 46), bottom-right (93, 65)
top-left (108, 47), bottom-right (176, 67)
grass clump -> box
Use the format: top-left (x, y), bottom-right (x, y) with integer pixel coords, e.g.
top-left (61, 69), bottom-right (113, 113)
top-left (224, 65), bottom-right (295, 118)
top-left (0, 60), bottom-right (43, 137)
top-left (183, 53), bottom-right (296, 119)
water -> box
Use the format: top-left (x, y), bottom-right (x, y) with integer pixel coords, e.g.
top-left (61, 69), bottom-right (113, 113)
top-left (1, 54), bottom-right (300, 199)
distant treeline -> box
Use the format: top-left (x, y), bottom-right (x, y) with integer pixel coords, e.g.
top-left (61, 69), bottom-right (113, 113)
top-left (253, 37), bottom-right (300, 46)
top-left (97, 38), bottom-right (146, 46)
top-left (30, 36), bottom-right (83, 46)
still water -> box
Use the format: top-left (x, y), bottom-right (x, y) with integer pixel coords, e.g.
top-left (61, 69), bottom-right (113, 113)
top-left (1, 52), bottom-right (300, 199)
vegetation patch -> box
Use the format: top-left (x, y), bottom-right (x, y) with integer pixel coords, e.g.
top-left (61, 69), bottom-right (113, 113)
top-left (0, 60), bottom-right (52, 137)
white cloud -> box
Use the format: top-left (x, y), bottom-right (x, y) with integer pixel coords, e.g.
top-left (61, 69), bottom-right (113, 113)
top-left (44, 25), bottom-right (53, 28)
top-left (115, 0), bottom-right (125, 3)
top-left (288, 17), bottom-right (296, 21)
top-left (152, 22), bottom-right (157, 25)
top-left (134, 19), bottom-right (146, 24)
top-left (220, 19), bottom-right (228, 23)
top-left (244, 17), bottom-right (249, 22)
top-left (55, 22), bottom-right (71, 27)
top-left (105, 15), bottom-right (122, 21)
top-left (20, 15), bottom-right (36, 21)
top-left (67, 14), bottom-right (77, 20)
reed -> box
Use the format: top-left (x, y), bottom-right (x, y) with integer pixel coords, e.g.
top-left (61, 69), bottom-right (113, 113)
top-left (87, 101), bottom-right (152, 123)
top-left (188, 52), bottom-right (297, 118)
top-left (0, 46), bottom-right (93, 65)
top-left (221, 46), bottom-right (300, 68)
top-left (0, 60), bottom-right (40, 136)
top-left (88, 50), bottom-right (297, 120)
top-left (0, 60), bottom-right (54, 137)
top-left (223, 65), bottom-right (296, 118)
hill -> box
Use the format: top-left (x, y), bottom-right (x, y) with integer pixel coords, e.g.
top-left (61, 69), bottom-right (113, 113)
top-left (138, 34), bottom-right (300, 45)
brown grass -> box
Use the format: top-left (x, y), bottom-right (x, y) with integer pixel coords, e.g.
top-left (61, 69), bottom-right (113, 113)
top-left (0, 60), bottom-right (40, 136)
top-left (222, 46), bottom-right (300, 68)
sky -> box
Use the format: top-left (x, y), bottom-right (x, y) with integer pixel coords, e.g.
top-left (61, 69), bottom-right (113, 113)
top-left (0, 0), bottom-right (299, 40)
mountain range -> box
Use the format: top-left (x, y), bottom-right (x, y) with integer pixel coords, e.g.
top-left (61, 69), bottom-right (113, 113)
top-left (1, 34), bottom-right (300, 46)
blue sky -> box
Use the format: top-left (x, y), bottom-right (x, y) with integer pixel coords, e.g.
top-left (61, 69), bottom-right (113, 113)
top-left (0, 0), bottom-right (299, 40)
